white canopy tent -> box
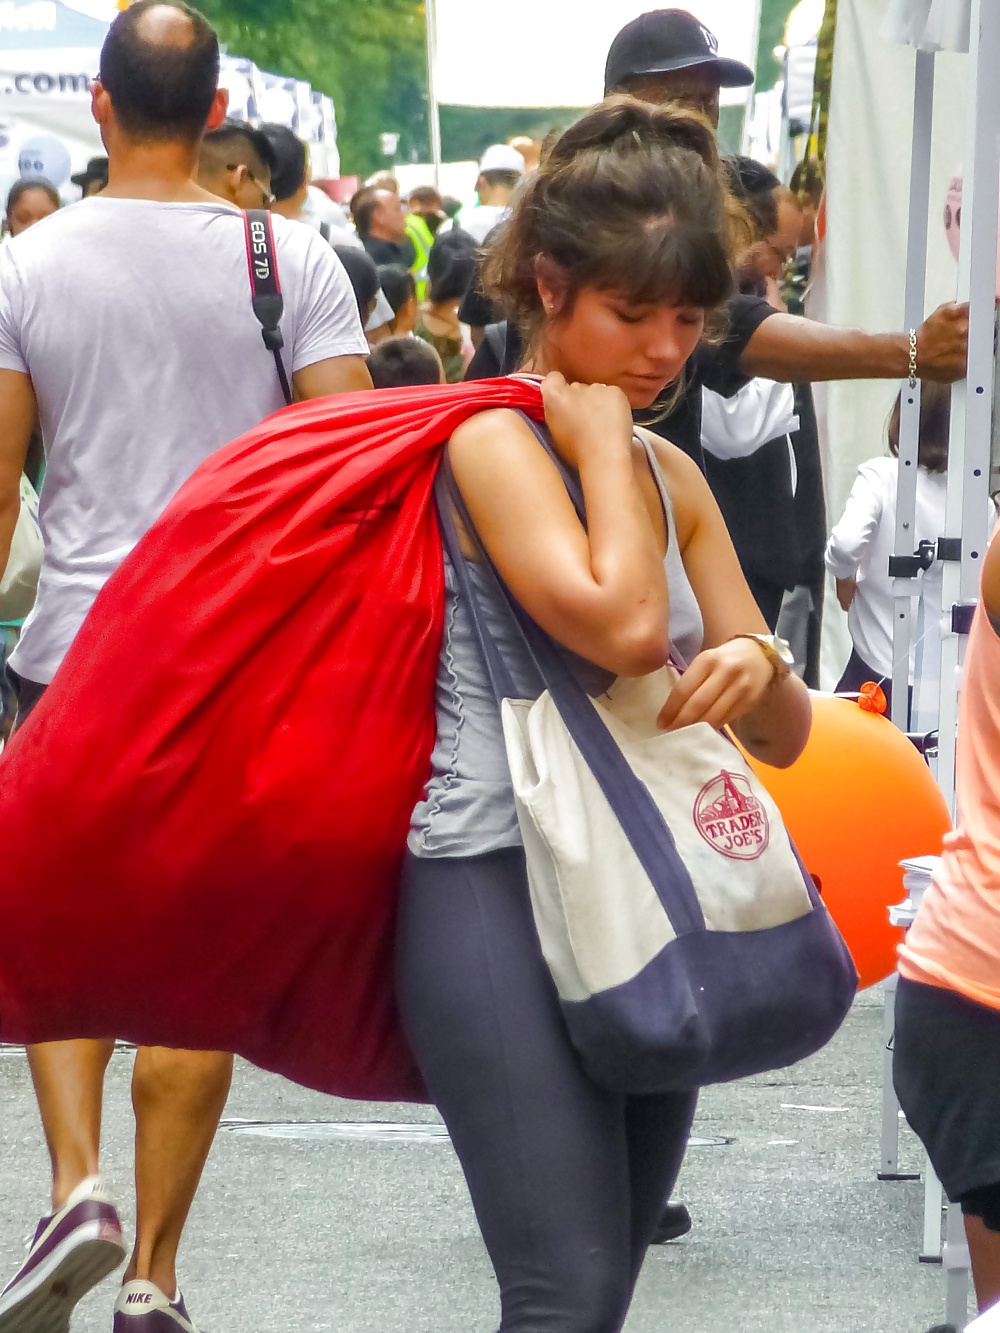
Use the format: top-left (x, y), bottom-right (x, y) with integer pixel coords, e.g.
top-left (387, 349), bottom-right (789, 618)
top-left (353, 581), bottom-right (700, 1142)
top-left (423, 0), bottom-right (763, 181)
top-left (0, 0), bottom-right (340, 199)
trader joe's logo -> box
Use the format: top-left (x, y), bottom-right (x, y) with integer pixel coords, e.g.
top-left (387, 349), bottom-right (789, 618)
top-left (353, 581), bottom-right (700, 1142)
top-left (694, 770), bottom-right (769, 861)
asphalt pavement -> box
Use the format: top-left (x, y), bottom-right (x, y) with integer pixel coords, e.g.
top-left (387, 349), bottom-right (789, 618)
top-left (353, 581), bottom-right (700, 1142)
top-left (0, 990), bottom-right (961, 1332)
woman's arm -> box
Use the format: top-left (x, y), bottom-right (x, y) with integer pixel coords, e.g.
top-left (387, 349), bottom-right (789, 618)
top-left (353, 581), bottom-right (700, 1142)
top-left (644, 435), bottom-right (812, 769)
top-left (448, 374), bottom-right (672, 677)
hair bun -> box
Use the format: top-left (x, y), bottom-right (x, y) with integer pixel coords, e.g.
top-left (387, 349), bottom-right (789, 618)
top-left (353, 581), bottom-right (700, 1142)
top-left (545, 94), bottom-right (719, 175)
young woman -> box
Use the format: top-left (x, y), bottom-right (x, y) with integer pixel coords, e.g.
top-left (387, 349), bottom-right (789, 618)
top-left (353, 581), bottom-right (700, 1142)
top-left (398, 97), bottom-right (812, 1332)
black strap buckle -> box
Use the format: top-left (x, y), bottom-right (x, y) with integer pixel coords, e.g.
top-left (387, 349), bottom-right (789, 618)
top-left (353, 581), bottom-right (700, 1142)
top-left (952, 603), bottom-right (977, 635)
top-left (888, 539), bottom-right (936, 579)
top-left (937, 537), bottom-right (962, 561)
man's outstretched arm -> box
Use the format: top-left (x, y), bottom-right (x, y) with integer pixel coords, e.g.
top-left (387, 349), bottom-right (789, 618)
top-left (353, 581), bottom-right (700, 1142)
top-left (739, 301), bottom-right (969, 385)
top-left (0, 369), bottom-right (37, 575)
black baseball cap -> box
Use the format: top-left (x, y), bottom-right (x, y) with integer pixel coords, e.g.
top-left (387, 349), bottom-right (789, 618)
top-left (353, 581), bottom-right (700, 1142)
top-left (605, 9), bottom-right (755, 94)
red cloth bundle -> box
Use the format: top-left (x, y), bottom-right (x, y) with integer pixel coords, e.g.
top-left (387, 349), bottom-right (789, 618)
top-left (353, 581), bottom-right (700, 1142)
top-left (0, 377), bottom-right (543, 1101)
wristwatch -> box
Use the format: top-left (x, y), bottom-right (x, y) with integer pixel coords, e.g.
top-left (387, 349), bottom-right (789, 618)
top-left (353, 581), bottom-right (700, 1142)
top-left (732, 633), bottom-right (795, 684)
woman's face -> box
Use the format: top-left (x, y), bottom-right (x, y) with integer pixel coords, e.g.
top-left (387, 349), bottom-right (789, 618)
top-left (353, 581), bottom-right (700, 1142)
top-left (541, 283), bottom-right (706, 410)
top-left (7, 187), bottom-right (58, 237)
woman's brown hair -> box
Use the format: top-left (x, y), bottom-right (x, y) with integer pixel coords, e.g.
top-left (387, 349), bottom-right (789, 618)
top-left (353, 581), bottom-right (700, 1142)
top-left (481, 95), bottom-right (738, 350)
top-left (888, 382), bottom-right (951, 474)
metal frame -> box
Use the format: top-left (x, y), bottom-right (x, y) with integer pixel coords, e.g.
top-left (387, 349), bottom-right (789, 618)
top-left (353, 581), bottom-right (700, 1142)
top-left (890, 47), bottom-right (935, 731)
top-left (886, 2), bottom-right (1000, 1326)
top-left (424, 0), bottom-right (443, 190)
top-left (935, 0), bottom-right (1000, 812)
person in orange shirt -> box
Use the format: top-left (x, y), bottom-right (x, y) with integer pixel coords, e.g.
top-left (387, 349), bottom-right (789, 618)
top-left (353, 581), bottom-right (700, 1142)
top-left (895, 531), bottom-right (1000, 1319)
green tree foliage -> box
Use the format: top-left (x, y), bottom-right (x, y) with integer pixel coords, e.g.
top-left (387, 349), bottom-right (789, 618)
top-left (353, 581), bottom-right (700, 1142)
top-left (196, 0), bottom-right (429, 178)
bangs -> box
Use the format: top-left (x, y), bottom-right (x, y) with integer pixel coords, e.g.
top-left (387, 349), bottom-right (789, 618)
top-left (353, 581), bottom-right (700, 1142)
top-left (569, 218), bottom-right (733, 313)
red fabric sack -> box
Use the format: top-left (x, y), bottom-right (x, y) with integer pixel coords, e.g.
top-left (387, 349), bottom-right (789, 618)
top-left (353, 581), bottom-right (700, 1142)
top-left (0, 377), bottom-right (543, 1101)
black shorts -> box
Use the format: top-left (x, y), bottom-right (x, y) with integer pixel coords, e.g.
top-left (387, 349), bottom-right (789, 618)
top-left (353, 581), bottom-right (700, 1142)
top-left (894, 977), bottom-right (1000, 1231)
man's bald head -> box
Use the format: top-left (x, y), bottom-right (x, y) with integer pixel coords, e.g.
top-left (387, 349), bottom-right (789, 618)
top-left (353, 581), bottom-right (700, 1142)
top-left (98, 0), bottom-right (219, 143)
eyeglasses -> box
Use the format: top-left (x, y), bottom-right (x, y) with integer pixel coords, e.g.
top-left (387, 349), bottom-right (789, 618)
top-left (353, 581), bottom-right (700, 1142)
top-left (229, 163), bottom-right (274, 209)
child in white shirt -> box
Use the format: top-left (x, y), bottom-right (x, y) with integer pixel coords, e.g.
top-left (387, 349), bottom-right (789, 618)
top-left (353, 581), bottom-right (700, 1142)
top-left (825, 383), bottom-right (952, 722)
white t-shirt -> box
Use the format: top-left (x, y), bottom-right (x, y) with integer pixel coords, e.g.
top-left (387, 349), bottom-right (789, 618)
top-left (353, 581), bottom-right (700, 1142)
top-left (825, 456), bottom-right (995, 679)
top-left (459, 204), bottom-right (510, 245)
top-left (0, 197), bottom-right (369, 683)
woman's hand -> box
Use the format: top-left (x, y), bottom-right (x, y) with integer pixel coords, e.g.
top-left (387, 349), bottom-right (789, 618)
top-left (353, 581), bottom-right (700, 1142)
top-left (657, 639), bottom-right (775, 732)
top-left (541, 372), bottom-right (634, 472)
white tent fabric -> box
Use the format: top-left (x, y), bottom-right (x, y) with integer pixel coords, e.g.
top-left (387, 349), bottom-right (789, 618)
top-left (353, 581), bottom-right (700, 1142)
top-left (881, 0), bottom-right (972, 52)
top-left (0, 0), bottom-right (339, 195)
top-left (432, 0), bottom-right (760, 108)
top-left (815, 0), bottom-right (968, 684)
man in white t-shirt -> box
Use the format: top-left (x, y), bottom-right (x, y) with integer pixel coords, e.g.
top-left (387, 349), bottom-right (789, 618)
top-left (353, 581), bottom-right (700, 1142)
top-left (458, 143), bottom-right (525, 245)
top-left (0, 5), bottom-right (370, 1332)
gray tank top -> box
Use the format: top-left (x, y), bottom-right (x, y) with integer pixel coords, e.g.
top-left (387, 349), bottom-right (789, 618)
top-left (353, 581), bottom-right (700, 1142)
top-left (408, 439), bottom-right (705, 859)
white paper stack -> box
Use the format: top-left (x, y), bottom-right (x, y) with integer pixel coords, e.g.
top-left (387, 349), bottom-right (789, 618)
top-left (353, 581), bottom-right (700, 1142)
top-left (889, 856), bottom-right (942, 928)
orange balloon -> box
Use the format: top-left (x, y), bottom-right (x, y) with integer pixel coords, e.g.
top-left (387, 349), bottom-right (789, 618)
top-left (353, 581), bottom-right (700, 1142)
top-left (744, 695), bottom-right (952, 990)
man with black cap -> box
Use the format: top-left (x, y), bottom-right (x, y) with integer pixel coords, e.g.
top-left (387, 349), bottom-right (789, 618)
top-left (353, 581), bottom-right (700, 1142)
top-left (604, 6), bottom-right (754, 130)
top-left (470, 8), bottom-right (967, 452)
top-left (601, 7), bottom-right (967, 465)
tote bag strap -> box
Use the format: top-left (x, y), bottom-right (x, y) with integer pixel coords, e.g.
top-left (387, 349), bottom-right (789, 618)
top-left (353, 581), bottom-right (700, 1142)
top-left (434, 440), bottom-right (706, 936)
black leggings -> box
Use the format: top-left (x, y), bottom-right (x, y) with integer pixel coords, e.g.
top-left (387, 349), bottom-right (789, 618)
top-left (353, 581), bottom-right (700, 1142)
top-left (397, 848), bottom-right (697, 1333)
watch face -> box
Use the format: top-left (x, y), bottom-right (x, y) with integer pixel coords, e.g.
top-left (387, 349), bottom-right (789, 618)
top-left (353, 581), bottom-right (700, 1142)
top-left (770, 636), bottom-right (795, 666)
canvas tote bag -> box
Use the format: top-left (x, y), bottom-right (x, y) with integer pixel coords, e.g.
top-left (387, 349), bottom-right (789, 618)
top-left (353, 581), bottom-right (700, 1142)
top-left (436, 425), bottom-right (857, 1095)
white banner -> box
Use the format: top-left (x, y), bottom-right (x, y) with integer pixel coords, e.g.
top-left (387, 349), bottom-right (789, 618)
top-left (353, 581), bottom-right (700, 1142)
top-left (433, 0), bottom-right (760, 108)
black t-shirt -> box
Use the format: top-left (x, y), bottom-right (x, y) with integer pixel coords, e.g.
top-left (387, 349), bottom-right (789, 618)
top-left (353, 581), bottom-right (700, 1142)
top-left (362, 235), bottom-right (416, 268)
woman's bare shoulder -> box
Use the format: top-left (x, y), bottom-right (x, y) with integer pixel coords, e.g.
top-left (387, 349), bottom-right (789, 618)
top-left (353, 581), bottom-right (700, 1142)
top-left (449, 408), bottom-right (538, 455)
top-left (634, 425), bottom-right (714, 546)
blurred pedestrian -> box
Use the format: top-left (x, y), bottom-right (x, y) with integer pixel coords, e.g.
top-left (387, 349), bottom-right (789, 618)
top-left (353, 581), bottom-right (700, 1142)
top-left (70, 154), bottom-right (109, 197)
top-left (332, 243), bottom-right (381, 330)
top-left (352, 184), bottom-right (415, 268)
top-left (460, 143), bottom-right (525, 244)
top-left (3, 178), bottom-right (59, 239)
top-left (406, 185), bottom-right (445, 300)
top-left (0, 5), bottom-right (370, 1330)
top-left (825, 384), bottom-right (994, 722)
top-left (377, 263), bottom-right (419, 335)
top-left (367, 334), bottom-right (444, 388)
top-left (197, 117), bottom-right (275, 210)
top-left (414, 230), bottom-right (477, 383)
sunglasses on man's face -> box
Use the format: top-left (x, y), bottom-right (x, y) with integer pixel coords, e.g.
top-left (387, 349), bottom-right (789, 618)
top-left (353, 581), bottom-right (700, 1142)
top-left (229, 163), bottom-right (274, 209)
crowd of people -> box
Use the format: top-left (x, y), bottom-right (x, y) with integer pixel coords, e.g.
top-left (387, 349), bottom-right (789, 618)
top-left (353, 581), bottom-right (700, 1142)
top-left (0, 4), bottom-right (997, 1333)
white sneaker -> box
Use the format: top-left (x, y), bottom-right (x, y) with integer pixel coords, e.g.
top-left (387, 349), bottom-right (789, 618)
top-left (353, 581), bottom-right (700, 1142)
top-left (113, 1281), bottom-right (201, 1333)
top-left (0, 1174), bottom-right (125, 1331)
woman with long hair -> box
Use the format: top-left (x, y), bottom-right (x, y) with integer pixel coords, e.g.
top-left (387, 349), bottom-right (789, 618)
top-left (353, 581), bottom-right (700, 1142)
top-left (399, 96), bottom-right (812, 1331)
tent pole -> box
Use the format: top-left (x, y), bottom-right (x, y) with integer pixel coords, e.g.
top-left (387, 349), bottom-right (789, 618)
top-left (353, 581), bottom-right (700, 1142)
top-left (889, 47), bottom-right (935, 734)
top-left (936, 0), bottom-right (1000, 816)
top-left (740, 0), bottom-right (765, 156)
top-left (424, 0), bottom-right (443, 190)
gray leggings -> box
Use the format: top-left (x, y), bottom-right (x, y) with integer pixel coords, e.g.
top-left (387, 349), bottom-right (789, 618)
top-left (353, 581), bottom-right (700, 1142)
top-left (396, 848), bottom-right (697, 1333)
